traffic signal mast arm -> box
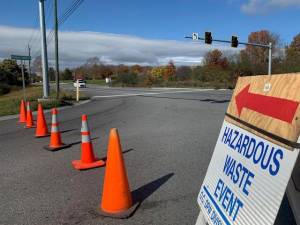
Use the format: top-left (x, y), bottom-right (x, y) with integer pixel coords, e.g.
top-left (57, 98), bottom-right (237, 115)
top-left (185, 32), bottom-right (272, 75)
top-left (184, 35), bottom-right (270, 48)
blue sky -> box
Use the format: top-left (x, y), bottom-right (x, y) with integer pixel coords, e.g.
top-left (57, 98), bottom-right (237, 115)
top-left (0, 0), bottom-right (300, 67)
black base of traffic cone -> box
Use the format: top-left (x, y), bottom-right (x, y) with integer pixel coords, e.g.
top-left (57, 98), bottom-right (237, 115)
top-left (43, 143), bottom-right (71, 151)
top-left (98, 202), bottom-right (140, 219)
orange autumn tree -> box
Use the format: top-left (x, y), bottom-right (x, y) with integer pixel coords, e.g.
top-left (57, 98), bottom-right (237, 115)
top-left (163, 61), bottom-right (176, 80)
top-left (204, 49), bottom-right (229, 69)
top-left (240, 30), bottom-right (278, 75)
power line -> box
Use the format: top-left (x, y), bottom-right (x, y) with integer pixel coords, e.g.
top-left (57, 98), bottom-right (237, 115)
top-left (47, 0), bottom-right (84, 45)
top-left (32, 0), bottom-right (85, 59)
top-left (45, 0), bottom-right (54, 31)
top-left (27, 5), bottom-right (40, 47)
top-left (58, 0), bottom-right (84, 26)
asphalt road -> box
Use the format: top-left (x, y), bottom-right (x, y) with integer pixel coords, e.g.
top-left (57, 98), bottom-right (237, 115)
top-left (0, 84), bottom-right (296, 225)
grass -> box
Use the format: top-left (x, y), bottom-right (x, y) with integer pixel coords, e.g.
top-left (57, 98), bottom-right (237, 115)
top-left (0, 85), bottom-right (89, 117)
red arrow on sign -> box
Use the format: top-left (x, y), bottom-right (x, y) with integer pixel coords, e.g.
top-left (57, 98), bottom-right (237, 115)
top-left (235, 84), bottom-right (299, 124)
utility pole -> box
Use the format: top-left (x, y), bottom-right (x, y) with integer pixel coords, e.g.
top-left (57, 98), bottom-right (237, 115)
top-left (39, 0), bottom-right (50, 98)
top-left (54, 0), bottom-right (60, 99)
top-left (28, 44), bottom-right (32, 83)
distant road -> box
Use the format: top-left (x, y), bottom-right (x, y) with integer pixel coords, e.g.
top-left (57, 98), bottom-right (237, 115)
top-left (0, 84), bottom-right (295, 225)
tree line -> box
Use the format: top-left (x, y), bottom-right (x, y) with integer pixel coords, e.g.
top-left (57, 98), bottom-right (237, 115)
top-left (65, 30), bottom-right (300, 88)
top-left (1, 30), bottom-right (300, 95)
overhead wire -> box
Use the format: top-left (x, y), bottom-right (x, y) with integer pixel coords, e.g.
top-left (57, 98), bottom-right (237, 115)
top-left (27, 2), bottom-right (41, 51)
top-left (47, 0), bottom-right (84, 45)
top-left (32, 0), bottom-right (85, 59)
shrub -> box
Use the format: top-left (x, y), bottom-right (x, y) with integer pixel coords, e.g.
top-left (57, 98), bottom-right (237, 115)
top-left (176, 66), bottom-right (192, 81)
top-left (0, 84), bottom-right (11, 95)
top-left (116, 73), bottom-right (138, 86)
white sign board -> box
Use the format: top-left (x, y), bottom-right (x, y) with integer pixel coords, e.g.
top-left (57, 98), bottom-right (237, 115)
top-left (198, 120), bottom-right (299, 225)
top-left (192, 32), bottom-right (199, 40)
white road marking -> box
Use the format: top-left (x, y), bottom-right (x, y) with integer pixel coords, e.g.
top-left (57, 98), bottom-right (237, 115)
top-left (92, 89), bottom-right (216, 98)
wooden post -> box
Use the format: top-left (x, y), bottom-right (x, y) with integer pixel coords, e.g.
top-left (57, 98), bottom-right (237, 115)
top-left (76, 79), bottom-right (79, 102)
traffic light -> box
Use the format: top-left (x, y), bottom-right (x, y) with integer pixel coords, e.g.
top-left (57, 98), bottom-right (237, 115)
top-left (205, 32), bottom-right (212, 44)
top-left (231, 36), bottom-right (238, 48)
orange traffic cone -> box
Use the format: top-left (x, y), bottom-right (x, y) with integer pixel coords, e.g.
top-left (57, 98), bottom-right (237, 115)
top-left (18, 99), bottom-right (27, 123)
top-left (35, 103), bottom-right (49, 138)
top-left (44, 108), bottom-right (70, 151)
top-left (99, 128), bottom-right (139, 218)
top-left (72, 114), bottom-right (105, 170)
top-left (25, 101), bottom-right (35, 128)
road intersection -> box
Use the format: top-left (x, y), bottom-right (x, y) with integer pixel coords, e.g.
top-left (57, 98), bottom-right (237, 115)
top-left (0, 85), bottom-right (295, 225)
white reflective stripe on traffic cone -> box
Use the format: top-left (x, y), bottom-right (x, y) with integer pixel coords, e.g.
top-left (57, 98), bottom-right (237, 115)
top-left (51, 113), bottom-right (59, 133)
top-left (81, 133), bottom-right (91, 143)
top-left (81, 120), bottom-right (91, 143)
top-left (81, 119), bottom-right (89, 132)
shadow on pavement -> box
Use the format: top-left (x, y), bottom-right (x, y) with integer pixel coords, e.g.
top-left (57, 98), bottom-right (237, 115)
top-left (132, 173), bottom-right (174, 205)
top-left (60, 128), bottom-right (78, 134)
top-left (201, 98), bottom-right (230, 103)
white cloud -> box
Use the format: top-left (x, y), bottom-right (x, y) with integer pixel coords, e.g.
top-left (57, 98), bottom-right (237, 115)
top-left (0, 25), bottom-right (238, 68)
top-left (241, 0), bottom-right (300, 14)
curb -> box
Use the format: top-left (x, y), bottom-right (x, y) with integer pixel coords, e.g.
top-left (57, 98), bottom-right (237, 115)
top-left (0, 99), bottom-right (92, 122)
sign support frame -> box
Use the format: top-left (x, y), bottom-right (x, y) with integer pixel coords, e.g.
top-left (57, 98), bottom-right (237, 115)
top-left (11, 55), bottom-right (31, 101)
top-left (21, 60), bottom-right (26, 101)
top-left (195, 74), bottom-right (300, 225)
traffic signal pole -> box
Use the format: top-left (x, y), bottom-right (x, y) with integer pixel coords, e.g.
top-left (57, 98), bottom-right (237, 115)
top-left (268, 42), bottom-right (272, 76)
top-left (185, 34), bottom-right (273, 75)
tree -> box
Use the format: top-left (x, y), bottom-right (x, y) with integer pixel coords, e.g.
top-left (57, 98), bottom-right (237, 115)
top-left (131, 64), bottom-right (143, 74)
top-left (61, 68), bottom-right (73, 80)
top-left (163, 61), bottom-right (176, 80)
top-left (32, 56), bottom-right (42, 76)
top-left (0, 67), bottom-right (11, 95)
top-left (0, 59), bottom-right (29, 85)
top-left (48, 67), bottom-right (55, 81)
top-left (117, 73), bottom-right (138, 86)
top-left (286, 33), bottom-right (300, 72)
top-left (204, 50), bottom-right (229, 69)
top-left (242, 30), bottom-right (279, 75)
top-left (234, 51), bottom-right (254, 76)
top-left (116, 64), bottom-right (130, 74)
top-left (74, 66), bottom-right (86, 79)
top-left (0, 67), bottom-right (9, 82)
top-left (176, 66), bottom-right (192, 81)
top-left (150, 67), bottom-right (164, 79)
top-left (99, 65), bottom-right (113, 78)
top-left (85, 57), bottom-right (100, 66)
